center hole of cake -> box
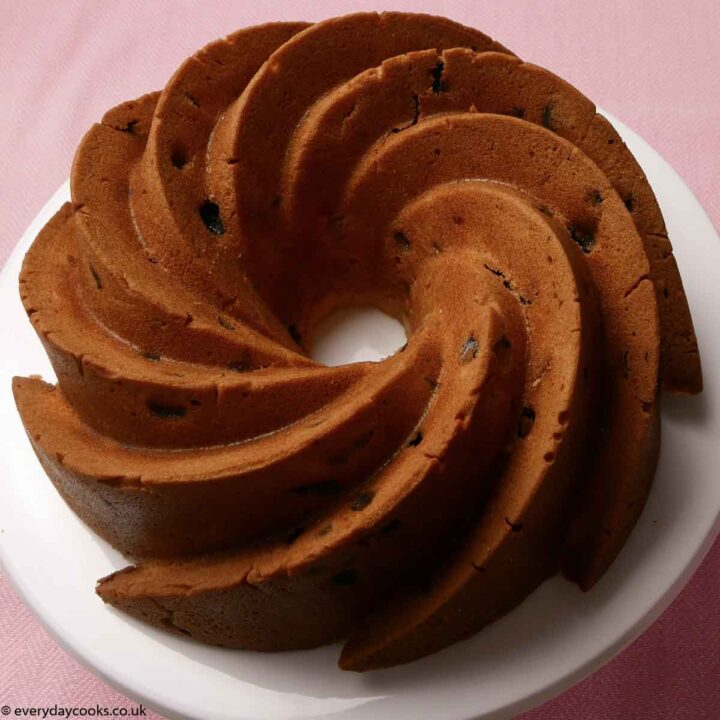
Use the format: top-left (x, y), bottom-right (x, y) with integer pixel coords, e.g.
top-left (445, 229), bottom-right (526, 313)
top-left (308, 306), bottom-right (407, 367)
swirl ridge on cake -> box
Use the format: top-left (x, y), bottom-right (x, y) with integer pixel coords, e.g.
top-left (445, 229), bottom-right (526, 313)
top-left (12, 12), bottom-right (700, 670)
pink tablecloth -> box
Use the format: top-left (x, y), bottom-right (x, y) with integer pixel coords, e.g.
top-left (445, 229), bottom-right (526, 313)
top-left (1, 1), bottom-right (718, 717)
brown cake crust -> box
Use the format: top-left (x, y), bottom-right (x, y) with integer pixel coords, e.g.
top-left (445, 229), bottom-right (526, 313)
top-left (210, 12), bottom-right (512, 324)
top-left (12, 12), bottom-right (698, 671)
top-left (97, 286), bottom-right (525, 650)
top-left (333, 112), bottom-right (657, 668)
top-left (283, 47), bottom-right (699, 393)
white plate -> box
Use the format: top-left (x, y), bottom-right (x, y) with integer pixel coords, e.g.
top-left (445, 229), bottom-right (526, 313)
top-left (1, 111), bottom-right (718, 720)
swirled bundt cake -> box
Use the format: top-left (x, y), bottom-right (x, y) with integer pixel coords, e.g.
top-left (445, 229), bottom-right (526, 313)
top-left (12, 12), bottom-right (701, 670)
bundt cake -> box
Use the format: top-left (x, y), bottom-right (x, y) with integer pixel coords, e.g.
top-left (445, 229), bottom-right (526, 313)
top-left (12, 12), bottom-right (701, 671)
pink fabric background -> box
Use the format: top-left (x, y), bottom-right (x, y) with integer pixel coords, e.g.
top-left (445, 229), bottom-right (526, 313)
top-left (1, 1), bottom-right (718, 717)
